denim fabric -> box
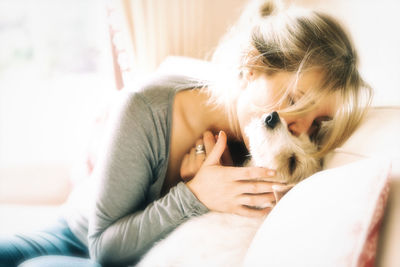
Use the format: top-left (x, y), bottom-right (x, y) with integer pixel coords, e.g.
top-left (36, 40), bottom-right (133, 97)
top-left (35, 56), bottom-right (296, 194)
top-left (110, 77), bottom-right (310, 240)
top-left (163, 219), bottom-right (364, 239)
top-left (18, 256), bottom-right (100, 267)
top-left (0, 218), bottom-right (94, 267)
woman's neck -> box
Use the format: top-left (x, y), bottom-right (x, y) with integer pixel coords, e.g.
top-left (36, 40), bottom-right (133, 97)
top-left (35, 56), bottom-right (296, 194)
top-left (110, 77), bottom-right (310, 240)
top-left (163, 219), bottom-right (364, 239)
top-left (177, 88), bottom-right (238, 141)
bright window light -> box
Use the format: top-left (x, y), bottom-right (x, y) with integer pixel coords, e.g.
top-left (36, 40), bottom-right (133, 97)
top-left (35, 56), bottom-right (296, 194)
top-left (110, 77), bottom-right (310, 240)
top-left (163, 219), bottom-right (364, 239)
top-left (0, 0), bottom-right (114, 202)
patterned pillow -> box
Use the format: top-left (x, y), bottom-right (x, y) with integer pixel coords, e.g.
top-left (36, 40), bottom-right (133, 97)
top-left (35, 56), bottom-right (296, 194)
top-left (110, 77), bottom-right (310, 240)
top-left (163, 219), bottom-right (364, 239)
top-left (243, 158), bottom-right (390, 267)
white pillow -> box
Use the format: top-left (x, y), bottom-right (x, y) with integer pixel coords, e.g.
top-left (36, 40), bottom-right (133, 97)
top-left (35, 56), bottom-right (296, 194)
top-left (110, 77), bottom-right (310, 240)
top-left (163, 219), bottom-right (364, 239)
top-left (243, 158), bottom-right (390, 267)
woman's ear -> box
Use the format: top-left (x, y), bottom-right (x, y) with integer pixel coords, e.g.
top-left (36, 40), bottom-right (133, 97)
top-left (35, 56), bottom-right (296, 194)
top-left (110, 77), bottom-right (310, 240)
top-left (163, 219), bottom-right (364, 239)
top-left (243, 69), bottom-right (255, 81)
top-left (239, 69), bottom-right (256, 90)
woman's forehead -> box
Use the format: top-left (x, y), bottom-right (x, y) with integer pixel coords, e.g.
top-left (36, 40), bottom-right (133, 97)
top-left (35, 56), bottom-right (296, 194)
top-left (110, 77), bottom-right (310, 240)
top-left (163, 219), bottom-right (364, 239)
top-left (266, 69), bottom-right (327, 93)
top-left (256, 69), bottom-right (338, 114)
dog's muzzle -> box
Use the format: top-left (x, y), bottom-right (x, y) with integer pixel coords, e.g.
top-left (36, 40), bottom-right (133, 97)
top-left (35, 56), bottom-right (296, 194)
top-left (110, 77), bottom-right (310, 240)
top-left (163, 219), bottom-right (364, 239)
top-left (264, 111), bottom-right (280, 129)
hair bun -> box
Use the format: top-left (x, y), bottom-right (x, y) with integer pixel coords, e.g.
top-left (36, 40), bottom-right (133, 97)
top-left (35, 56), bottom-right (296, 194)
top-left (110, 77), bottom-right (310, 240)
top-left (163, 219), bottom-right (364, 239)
top-left (258, 0), bottom-right (277, 17)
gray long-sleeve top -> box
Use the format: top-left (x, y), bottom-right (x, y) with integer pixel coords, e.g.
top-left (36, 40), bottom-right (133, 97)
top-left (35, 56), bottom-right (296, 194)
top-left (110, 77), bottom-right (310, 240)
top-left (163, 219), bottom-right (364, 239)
top-left (63, 75), bottom-right (209, 266)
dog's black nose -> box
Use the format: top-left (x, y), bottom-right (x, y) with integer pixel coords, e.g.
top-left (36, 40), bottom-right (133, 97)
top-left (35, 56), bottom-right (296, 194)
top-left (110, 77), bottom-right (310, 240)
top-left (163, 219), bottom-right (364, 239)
top-left (265, 111), bottom-right (280, 129)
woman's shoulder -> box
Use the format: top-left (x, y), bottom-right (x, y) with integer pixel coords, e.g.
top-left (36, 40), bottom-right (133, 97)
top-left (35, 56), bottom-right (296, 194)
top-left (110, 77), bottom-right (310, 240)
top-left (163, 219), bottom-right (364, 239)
top-left (135, 74), bottom-right (207, 99)
top-left (119, 74), bottom-right (207, 113)
top-left (126, 74), bottom-right (207, 96)
top-left (105, 74), bottom-right (208, 133)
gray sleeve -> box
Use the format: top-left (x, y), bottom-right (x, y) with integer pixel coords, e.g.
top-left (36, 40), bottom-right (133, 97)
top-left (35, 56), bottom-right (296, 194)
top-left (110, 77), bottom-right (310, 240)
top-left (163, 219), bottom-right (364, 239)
top-left (87, 91), bottom-right (208, 265)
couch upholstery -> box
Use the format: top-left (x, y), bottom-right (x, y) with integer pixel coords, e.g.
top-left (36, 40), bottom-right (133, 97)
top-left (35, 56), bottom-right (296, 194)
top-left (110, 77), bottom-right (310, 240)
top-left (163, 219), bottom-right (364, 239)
top-left (323, 107), bottom-right (400, 267)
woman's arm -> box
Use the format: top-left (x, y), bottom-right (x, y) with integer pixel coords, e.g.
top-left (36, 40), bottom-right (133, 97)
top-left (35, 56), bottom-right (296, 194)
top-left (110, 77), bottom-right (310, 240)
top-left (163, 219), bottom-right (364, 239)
top-left (87, 91), bottom-right (208, 266)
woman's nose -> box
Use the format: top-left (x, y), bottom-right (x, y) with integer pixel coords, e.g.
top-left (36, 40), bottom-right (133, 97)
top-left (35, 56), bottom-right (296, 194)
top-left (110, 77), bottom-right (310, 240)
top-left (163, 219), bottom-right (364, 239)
top-left (286, 115), bottom-right (314, 137)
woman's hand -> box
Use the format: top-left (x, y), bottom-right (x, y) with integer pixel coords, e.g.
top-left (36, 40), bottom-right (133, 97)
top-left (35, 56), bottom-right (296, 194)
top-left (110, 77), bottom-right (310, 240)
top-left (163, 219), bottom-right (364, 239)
top-left (180, 131), bottom-right (233, 182)
top-left (186, 130), bottom-right (283, 218)
top-left (272, 183), bottom-right (295, 202)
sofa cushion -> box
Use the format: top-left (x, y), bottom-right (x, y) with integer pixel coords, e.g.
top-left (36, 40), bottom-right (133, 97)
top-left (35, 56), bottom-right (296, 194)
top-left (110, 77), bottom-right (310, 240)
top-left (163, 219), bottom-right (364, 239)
top-left (243, 158), bottom-right (390, 267)
top-left (323, 107), bottom-right (400, 266)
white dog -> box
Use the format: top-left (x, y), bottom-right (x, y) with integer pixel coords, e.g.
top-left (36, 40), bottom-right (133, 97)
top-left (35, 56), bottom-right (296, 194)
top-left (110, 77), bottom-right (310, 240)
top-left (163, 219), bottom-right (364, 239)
top-left (137, 112), bottom-right (327, 267)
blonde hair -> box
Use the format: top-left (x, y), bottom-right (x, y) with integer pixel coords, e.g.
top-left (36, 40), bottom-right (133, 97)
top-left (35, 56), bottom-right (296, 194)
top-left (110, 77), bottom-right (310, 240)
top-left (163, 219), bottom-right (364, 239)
top-left (205, 0), bottom-right (372, 157)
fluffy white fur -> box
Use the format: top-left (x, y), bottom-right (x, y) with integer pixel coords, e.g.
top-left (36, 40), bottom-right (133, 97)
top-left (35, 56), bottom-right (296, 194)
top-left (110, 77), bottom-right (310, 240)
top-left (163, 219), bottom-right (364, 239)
top-left (137, 114), bottom-right (324, 267)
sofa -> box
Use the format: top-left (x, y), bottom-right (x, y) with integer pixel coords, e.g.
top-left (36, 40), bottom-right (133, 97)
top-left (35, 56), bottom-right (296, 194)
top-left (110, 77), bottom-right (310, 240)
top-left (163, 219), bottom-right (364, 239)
top-left (1, 54), bottom-right (398, 267)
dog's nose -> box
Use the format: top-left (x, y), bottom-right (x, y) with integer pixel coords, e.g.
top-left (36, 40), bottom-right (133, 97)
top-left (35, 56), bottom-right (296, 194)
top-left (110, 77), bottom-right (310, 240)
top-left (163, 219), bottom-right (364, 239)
top-left (265, 111), bottom-right (280, 129)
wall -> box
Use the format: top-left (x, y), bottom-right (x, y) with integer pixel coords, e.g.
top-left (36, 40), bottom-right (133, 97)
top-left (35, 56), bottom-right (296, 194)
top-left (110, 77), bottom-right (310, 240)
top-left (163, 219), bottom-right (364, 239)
top-left (294, 0), bottom-right (400, 106)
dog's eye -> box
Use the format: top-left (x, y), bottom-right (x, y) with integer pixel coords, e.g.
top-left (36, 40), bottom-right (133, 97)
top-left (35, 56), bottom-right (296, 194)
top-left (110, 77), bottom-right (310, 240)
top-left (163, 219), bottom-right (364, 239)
top-left (288, 154), bottom-right (297, 175)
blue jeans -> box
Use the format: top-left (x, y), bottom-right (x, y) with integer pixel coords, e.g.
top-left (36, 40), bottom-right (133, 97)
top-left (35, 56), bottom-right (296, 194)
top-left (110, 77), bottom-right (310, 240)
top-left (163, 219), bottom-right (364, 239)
top-left (0, 217), bottom-right (99, 267)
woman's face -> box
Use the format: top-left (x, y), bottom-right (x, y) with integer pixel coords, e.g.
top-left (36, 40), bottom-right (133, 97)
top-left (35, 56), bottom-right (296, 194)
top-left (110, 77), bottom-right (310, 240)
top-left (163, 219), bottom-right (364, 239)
top-left (236, 69), bottom-right (338, 149)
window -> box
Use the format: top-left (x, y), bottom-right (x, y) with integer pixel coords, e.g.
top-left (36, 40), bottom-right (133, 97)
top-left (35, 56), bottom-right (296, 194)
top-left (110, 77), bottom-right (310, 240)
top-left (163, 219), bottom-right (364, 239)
top-left (0, 0), bottom-right (114, 204)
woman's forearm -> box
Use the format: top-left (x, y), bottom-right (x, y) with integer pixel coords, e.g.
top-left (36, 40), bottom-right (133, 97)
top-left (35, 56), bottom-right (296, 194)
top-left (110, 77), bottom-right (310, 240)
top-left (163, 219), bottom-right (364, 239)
top-left (88, 182), bottom-right (208, 265)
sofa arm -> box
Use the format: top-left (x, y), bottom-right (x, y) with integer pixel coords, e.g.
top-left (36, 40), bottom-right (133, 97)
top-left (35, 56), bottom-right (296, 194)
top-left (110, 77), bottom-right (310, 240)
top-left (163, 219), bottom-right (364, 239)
top-left (0, 164), bottom-right (72, 205)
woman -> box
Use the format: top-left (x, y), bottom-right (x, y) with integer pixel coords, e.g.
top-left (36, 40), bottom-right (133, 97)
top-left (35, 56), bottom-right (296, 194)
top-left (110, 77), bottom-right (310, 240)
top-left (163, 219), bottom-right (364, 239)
top-left (0, 0), bottom-right (372, 266)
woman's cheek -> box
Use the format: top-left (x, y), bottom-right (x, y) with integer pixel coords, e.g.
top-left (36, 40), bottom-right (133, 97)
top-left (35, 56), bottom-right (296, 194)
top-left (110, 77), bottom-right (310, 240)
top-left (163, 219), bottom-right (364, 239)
top-left (236, 96), bottom-right (251, 145)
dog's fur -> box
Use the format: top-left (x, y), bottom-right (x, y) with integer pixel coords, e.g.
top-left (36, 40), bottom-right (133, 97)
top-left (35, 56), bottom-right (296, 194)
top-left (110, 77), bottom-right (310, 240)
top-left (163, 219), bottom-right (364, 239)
top-left (137, 113), bottom-right (327, 267)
